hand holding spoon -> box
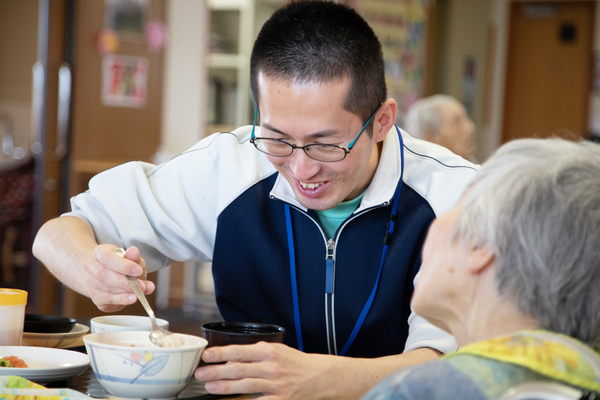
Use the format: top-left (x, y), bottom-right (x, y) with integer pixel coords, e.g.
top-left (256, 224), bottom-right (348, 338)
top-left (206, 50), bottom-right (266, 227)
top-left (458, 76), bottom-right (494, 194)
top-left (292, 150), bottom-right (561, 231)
top-left (112, 247), bottom-right (182, 348)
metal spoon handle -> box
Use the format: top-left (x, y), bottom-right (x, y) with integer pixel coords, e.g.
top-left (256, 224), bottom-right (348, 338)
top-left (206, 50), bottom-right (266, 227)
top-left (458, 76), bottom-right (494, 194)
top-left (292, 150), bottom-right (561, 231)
top-left (112, 247), bottom-right (172, 347)
top-left (126, 276), bottom-right (156, 320)
top-left (112, 248), bottom-right (156, 321)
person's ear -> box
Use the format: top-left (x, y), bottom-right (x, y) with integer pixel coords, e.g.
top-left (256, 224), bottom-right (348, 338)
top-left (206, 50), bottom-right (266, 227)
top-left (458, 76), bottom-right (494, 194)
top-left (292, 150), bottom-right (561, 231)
top-left (467, 243), bottom-right (495, 275)
top-left (374, 98), bottom-right (397, 142)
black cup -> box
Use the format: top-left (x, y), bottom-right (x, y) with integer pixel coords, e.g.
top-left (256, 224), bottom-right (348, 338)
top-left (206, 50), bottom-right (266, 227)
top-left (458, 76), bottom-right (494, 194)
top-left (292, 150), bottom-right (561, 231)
top-left (201, 322), bottom-right (285, 347)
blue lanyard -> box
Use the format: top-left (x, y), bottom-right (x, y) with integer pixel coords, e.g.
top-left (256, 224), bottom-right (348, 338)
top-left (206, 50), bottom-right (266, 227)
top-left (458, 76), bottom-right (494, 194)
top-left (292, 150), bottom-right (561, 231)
top-left (285, 126), bottom-right (405, 356)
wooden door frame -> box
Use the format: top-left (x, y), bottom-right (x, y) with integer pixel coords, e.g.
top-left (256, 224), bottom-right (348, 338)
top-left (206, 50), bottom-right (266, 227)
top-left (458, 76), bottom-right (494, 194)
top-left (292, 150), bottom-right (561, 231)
top-left (29, 0), bottom-right (72, 314)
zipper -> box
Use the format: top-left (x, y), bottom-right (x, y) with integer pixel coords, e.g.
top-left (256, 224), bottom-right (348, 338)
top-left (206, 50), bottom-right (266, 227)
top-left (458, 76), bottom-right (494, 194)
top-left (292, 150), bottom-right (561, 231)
top-left (274, 198), bottom-right (390, 355)
top-left (326, 207), bottom-right (381, 355)
top-left (325, 238), bottom-right (336, 354)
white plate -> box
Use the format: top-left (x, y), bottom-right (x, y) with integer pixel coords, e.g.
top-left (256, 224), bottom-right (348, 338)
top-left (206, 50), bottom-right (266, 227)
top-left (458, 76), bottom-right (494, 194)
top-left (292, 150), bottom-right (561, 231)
top-left (0, 346), bottom-right (89, 384)
top-left (22, 323), bottom-right (90, 349)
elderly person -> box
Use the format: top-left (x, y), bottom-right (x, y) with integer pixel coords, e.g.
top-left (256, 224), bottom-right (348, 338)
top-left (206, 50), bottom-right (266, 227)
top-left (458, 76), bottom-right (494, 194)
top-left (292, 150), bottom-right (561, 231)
top-left (405, 94), bottom-right (476, 160)
top-left (363, 137), bottom-right (600, 399)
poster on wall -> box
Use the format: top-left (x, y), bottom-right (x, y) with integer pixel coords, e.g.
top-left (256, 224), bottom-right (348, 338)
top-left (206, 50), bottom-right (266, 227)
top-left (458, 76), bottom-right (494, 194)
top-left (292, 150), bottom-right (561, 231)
top-left (101, 55), bottom-right (148, 108)
top-left (104, 0), bottom-right (149, 39)
top-left (346, 0), bottom-right (430, 124)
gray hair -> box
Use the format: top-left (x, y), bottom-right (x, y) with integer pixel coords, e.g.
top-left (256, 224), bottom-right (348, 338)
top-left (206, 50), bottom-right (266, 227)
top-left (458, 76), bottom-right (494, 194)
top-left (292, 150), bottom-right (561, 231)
top-left (453, 138), bottom-right (600, 343)
top-left (405, 94), bottom-right (459, 139)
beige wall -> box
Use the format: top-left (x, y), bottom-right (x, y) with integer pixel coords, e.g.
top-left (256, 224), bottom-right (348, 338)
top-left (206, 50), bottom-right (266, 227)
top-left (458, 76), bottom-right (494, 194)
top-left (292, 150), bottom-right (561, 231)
top-left (431, 0), bottom-right (493, 161)
top-left (481, 0), bottom-right (511, 161)
top-left (159, 0), bottom-right (209, 162)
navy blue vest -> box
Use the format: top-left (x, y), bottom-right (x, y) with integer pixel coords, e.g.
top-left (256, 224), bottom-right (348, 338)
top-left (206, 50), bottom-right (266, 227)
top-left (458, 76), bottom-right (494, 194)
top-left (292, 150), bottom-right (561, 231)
top-left (212, 173), bottom-right (435, 358)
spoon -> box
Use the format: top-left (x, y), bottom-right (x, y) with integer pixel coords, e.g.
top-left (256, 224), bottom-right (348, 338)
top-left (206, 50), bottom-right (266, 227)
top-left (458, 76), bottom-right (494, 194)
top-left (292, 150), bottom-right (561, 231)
top-left (112, 247), bottom-right (174, 347)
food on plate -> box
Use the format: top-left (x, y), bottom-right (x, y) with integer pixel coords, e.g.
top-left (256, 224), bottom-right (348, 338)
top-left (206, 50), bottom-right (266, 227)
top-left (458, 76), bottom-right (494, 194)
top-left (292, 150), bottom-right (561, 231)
top-left (0, 356), bottom-right (28, 368)
top-left (161, 334), bottom-right (185, 348)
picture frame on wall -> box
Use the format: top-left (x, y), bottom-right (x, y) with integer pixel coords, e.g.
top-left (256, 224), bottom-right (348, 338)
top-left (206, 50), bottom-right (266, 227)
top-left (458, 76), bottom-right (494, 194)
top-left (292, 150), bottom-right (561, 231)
top-left (104, 0), bottom-right (149, 39)
top-left (101, 55), bottom-right (148, 108)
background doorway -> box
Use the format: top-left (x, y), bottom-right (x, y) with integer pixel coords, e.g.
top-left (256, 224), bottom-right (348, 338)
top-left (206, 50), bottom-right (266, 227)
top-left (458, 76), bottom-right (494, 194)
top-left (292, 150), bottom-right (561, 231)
top-left (503, 1), bottom-right (595, 142)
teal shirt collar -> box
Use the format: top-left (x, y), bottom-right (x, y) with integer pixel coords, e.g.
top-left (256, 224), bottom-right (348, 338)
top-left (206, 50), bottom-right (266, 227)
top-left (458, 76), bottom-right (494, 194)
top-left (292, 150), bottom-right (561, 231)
top-left (315, 192), bottom-right (366, 239)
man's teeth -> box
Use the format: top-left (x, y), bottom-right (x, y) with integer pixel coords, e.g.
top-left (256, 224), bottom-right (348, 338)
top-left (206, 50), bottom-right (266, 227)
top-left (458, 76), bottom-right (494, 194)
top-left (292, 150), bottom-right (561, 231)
top-left (300, 181), bottom-right (324, 190)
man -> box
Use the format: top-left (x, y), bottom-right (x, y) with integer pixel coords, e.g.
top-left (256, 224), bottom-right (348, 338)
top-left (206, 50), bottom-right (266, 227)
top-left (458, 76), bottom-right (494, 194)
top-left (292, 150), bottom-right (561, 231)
top-left (33, 2), bottom-right (477, 398)
top-left (404, 94), bottom-right (476, 161)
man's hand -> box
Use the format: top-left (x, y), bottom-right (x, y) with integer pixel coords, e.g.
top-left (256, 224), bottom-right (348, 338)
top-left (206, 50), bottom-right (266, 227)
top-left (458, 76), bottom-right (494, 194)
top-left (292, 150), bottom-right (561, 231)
top-left (84, 245), bottom-right (155, 312)
top-left (32, 216), bottom-right (155, 312)
top-left (33, 217), bottom-right (155, 311)
top-left (195, 342), bottom-right (337, 400)
top-left (194, 343), bottom-right (441, 400)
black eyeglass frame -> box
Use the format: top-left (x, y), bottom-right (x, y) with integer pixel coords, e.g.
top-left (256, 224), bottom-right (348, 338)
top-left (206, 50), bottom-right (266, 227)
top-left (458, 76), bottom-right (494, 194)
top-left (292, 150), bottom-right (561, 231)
top-left (249, 103), bottom-right (383, 162)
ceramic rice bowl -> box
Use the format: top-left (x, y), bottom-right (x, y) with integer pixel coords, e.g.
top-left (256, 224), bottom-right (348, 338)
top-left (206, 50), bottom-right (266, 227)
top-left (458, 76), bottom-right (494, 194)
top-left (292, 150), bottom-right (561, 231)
top-left (83, 331), bottom-right (207, 399)
top-left (90, 315), bottom-right (169, 333)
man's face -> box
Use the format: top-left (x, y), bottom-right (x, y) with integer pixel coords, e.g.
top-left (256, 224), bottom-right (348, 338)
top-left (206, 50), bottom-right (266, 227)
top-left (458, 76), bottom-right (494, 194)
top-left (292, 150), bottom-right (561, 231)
top-left (436, 101), bottom-right (476, 160)
top-left (256, 74), bottom-right (383, 211)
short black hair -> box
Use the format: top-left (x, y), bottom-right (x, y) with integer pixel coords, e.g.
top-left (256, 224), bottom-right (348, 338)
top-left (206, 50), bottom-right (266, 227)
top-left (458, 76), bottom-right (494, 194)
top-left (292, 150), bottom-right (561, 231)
top-left (250, 0), bottom-right (387, 135)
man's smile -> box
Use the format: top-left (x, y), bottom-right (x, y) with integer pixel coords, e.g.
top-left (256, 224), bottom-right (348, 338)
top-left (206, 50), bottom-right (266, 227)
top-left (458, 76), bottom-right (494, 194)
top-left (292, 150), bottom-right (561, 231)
top-left (299, 181), bottom-right (325, 190)
top-left (295, 179), bottom-right (330, 199)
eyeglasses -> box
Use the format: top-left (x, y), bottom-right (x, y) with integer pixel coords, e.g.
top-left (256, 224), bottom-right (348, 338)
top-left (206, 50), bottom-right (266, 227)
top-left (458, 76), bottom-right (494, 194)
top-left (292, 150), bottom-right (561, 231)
top-left (250, 104), bottom-right (382, 162)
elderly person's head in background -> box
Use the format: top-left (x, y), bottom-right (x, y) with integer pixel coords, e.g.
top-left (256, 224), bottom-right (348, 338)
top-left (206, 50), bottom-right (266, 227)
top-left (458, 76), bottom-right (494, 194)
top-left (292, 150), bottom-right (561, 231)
top-left (405, 94), bottom-right (476, 160)
top-left (413, 138), bottom-right (600, 346)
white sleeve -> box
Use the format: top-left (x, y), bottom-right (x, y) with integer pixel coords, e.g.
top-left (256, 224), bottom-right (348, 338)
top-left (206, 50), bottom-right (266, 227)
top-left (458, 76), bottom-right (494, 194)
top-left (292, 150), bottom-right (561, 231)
top-left (62, 127), bottom-right (276, 273)
top-left (63, 158), bottom-right (214, 272)
top-left (403, 272), bottom-right (458, 354)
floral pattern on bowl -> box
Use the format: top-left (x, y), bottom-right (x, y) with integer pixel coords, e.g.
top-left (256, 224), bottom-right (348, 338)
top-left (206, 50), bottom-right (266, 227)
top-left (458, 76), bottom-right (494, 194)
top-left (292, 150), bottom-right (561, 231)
top-left (83, 331), bottom-right (207, 399)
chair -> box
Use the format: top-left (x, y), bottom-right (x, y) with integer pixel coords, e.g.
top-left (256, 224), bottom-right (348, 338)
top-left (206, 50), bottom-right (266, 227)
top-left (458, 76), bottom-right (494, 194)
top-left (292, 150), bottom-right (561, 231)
top-left (499, 382), bottom-right (599, 400)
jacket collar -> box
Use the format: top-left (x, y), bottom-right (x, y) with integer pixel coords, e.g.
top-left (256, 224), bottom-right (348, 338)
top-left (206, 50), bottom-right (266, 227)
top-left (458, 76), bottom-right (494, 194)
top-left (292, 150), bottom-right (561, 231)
top-left (269, 125), bottom-right (402, 213)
